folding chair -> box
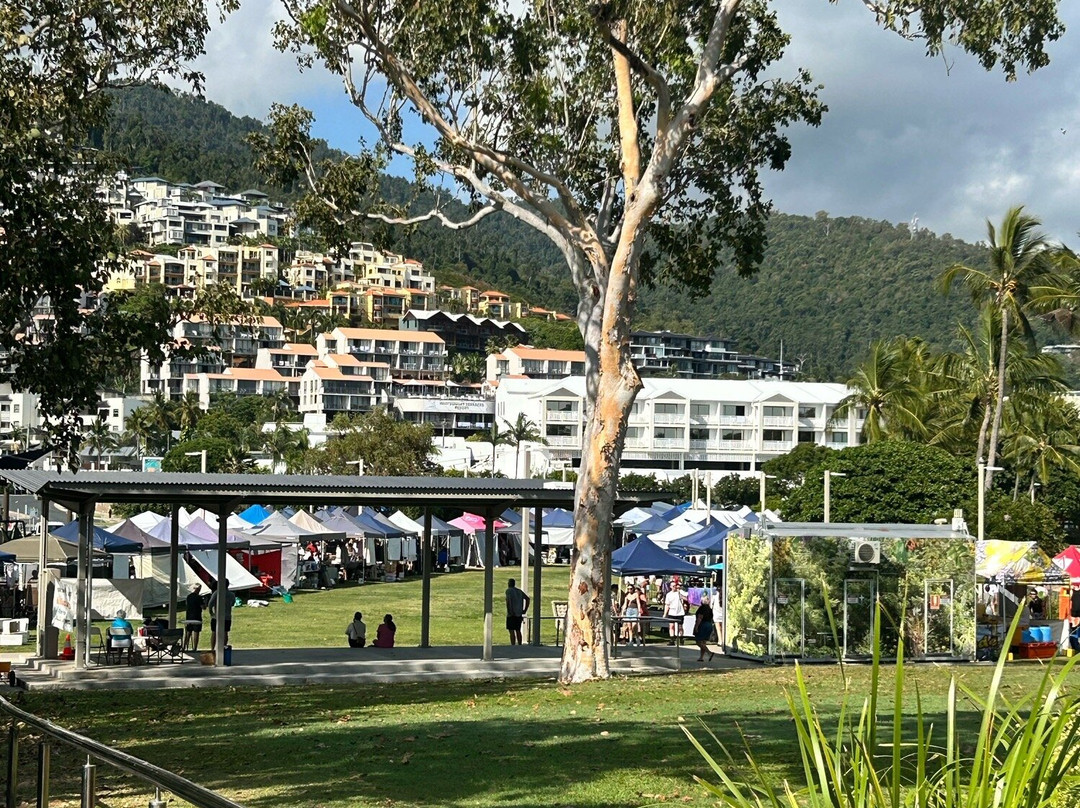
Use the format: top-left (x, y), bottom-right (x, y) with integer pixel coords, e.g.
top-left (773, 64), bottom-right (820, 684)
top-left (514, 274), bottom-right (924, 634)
top-left (105, 626), bottom-right (134, 665)
top-left (89, 626), bottom-right (107, 664)
top-left (146, 628), bottom-right (185, 663)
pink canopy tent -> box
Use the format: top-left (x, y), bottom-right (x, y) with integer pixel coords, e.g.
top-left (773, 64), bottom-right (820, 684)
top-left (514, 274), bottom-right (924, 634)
top-left (1054, 546), bottom-right (1080, 584)
top-left (449, 512), bottom-right (509, 535)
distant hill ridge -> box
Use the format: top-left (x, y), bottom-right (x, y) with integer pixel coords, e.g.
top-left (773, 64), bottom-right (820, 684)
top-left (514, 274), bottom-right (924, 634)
top-left (99, 85), bottom-right (986, 381)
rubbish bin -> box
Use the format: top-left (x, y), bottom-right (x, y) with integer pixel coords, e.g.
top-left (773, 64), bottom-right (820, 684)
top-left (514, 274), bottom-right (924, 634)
top-left (223, 645), bottom-right (232, 666)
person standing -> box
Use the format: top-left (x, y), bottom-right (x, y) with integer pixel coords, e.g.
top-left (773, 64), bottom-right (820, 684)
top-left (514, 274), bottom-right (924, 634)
top-left (505, 578), bottom-right (530, 645)
top-left (346, 611), bottom-right (367, 648)
top-left (210, 578), bottom-right (234, 650)
top-left (663, 581), bottom-right (687, 643)
top-left (184, 583), bottom-right (204, 651)
top-left (693, 600), bottom-right (715, 662)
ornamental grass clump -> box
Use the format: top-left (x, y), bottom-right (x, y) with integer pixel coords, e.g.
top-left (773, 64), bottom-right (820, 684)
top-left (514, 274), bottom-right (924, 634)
top-left (686, 603), bottom-right (1080, 808)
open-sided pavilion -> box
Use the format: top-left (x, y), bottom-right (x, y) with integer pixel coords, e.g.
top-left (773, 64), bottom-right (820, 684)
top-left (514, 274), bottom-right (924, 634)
top-left (0, 471), bottom-right (654, 671)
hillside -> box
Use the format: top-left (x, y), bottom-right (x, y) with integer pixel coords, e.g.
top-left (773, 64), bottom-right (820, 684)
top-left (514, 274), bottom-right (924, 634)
top-left (99, 85), bottom-right (990, 381)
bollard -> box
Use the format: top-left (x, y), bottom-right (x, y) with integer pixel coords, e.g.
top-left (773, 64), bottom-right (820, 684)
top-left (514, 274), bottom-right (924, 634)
top-left (7, 720), bottom-right (18, 808)
top-left (37, 739), bottom-right (50, 808)
top-left (81, 759), bottom-right (96, 808)
top-left (148, 786), bottom-right (167, 808)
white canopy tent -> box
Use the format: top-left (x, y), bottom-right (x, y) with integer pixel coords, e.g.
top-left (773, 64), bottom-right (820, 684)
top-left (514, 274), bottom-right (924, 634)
top-left (187, 550), bottom-right (261, 590)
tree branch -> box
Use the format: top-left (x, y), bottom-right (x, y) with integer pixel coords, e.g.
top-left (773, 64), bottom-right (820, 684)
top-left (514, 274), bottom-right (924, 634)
top-left (598, 19), bottom-right (671, 132)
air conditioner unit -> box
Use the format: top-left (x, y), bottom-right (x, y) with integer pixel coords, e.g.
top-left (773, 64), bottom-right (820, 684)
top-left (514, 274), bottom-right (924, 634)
top-left (850, 539), bottom-right (881, 565)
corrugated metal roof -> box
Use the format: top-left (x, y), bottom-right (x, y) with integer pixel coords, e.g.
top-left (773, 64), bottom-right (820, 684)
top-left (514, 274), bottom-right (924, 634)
top-left (754, 521), bottom-right (971, 540)
top-left (0, 471), bottom-right (651, 512)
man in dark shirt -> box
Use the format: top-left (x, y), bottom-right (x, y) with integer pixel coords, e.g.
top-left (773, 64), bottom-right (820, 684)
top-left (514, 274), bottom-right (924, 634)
top-left (504, 578), bottom-right (530, 645)
top-left (184, 584), bottom-right (204, 651)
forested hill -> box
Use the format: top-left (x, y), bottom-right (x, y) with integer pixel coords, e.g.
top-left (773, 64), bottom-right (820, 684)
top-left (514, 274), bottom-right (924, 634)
top-left (99, 85), bottom-right (989, 381)
top-left (634, 214), bottom-right (987, 380)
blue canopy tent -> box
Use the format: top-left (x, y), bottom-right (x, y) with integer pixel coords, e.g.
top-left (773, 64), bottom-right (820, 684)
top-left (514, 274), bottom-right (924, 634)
top-left (238, 504), bottom-right (272, 525)
top-left (668, 522), bottom-right (730, 556)
top-left (625, 514), bottom-right (672, 536)
top-left (612, 536), bottom-right (701, 576)
top-left (51, 520), bottom-right (143, 553)
top-left (0, 548), bottom-right (13, 562)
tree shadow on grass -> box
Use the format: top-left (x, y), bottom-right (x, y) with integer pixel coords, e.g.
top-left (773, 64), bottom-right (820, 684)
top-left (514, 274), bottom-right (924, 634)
top-left (11, 682), bottom-right (990, 808)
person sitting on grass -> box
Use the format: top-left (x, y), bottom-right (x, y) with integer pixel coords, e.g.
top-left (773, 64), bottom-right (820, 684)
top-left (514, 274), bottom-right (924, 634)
top-left (346, 611), bottom-right (367, 648)
top-left (372, 614), bottom-right (396, 648)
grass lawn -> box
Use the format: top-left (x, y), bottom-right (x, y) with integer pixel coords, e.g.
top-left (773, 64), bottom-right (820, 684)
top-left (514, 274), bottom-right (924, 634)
top-left (9, 661), bottom-right (1079, 808)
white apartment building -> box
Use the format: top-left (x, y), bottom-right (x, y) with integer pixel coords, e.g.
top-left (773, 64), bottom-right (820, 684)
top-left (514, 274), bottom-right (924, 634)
top-left (0, 385), bottom-right (40, 445)
top-left (255, 343), bottom-right (320, 402)
top-left (488, 346), bottom-right (587, 381)
top-left (316, 327), bottom-right (447, 379)
top-left (493, 377), bottom-right (862, 478)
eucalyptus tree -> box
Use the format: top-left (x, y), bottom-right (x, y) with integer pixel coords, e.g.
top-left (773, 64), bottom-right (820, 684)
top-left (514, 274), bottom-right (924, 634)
top-left (257, 0), bottom-right (1064, 682)
top-left (940, 207), bottom-right (1069, 488)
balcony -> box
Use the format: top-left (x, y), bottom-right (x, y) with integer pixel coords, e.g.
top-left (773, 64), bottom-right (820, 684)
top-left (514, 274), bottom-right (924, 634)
top-left (653, 412), bottom-right (686, 425)
top-left (545, 435), bottom-right (580, 447)
top-left (653, 438), bottom-right (686, 449)
top-left (761, 440), bottom-right (794, 452)
top-left (689, 439), bottom-right (711, 450)
top-left (545, 409), bottom-right (580, 422)
top-left (719, 415), bottom-right (751, 425)
top-left (763, 416), bottom-right (792, 427)
top-left (717, 440), bottom-right (749, 450)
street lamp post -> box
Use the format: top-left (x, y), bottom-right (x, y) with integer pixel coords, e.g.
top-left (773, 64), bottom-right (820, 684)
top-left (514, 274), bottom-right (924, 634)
top-left (758, 471), bottom-right (776, 518)
top-left (976, 461), bottom-right (1004, 543)
top-left (823, 471), bottom-right (847, 523)
top-left (184, 450), bottom-right (207, 474)
top-left (346, 460), bottom-right (365, 475)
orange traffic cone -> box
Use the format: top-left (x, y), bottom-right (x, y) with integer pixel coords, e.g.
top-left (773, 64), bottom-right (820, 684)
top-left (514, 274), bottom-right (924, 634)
top-left (61, 634), bottom-right (74, 660)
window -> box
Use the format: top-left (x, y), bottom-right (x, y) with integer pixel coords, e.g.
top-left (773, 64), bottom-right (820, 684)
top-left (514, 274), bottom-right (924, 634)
top-left (654, 402), bottom-right (685, 415)
top-left (547, 400), bottom-right (576, 412)
top-left (762, 429), bottom-right (790, 442)
top-left (722, 404), bottom-right (746, 417)
top-left (546, 424), bottom-right (574, 437)
top-left (721, 429), bottom-right (744, 441)
top-left (653, 426), bottom-right (684, 440)
top-left (798, 430), bottom-right (816, 443)
top-left (830, 431), bottom-right (849, 445)
top-left (763, 405), bottom-right (790, 418)
top-left (690, 403), bottom-right (711, 419)
top-left (798, 406), bottom-right (816, 419)
top-left (689, 427), bottom-right (710, 441)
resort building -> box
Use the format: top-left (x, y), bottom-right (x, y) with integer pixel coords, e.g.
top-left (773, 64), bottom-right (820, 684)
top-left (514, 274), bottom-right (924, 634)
top-left (493, 376), bottom-right (861, 477)
top-left (316, 327), bottom-right (447, 380)
top-left (487, 345), bottom-right (587, 381)
top-left (401, 310), bottom-right (528, 354)
top-left (630, 330), bottom-right (795, 380)
top-left (182, 367), bottom-right (289, 410)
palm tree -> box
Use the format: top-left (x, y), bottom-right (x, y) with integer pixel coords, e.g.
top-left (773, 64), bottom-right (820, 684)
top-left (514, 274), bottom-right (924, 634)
top-left (502, 414), bottom-right (546, 476)
top-left (940, 206), bottom-right (1067, 487)
top-left (263, 423), bottom-right (309, 472)
top-left (449, 352), bottom-right (484, 384)
top-left (1001, 394), bottom-right (1080, 500)
top-left (176, 392), bottom-right (203, 440)
top-left (468, 422), bottom-right (514, 477)
top-left (82, 417), bottom-right (117, 470)
top-left (141, 392), bottom-right (175, 453)
top-left (931, 309), bottom-right (1066, 456)
top-left (834, 337), bottom-right (931, 443)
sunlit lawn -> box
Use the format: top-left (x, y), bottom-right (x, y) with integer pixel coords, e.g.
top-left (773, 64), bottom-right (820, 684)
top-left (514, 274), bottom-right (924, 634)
top-left (10, 661), bottom-right (1078, 808)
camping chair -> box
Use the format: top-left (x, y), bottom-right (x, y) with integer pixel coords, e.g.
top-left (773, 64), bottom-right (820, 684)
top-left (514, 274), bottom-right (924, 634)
top-left (552, 601), bottom-right (568, 645)
top-left (89, 626), bottom-right (107, 664)
top-left (146, 628), bottom-right (185, 664)
top-left (105, 626), bottom-right (135, 665)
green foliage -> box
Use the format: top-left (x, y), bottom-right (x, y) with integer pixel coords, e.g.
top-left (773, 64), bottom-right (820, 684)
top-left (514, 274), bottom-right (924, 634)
top-left (524, 318), bottom-right (585, 351)
top-left (978, 491), bottom-right (1065, 556)
top-left (688, 606), bottom-right (1080, 808)
top-left (162, 437), bottom-right (234, 473)
top-left (318, 408), bottom-right (435, 475)
top-left (782, 442), bottom-right (972, 524)
top-left (762, 443), bottom-right (832, 497)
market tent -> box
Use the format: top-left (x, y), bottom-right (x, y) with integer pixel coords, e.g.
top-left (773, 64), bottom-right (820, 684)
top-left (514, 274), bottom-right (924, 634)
top-left (132, 554), bottom-right (203, 607)
top-left (120, 510), bottom-right (166, 533)
top-left (315, 511), bottom-right (367, 539)
top-left (352, 508), bottom-right (410, 538)
top-left (0, 535), bottom-right (99, 563)
top-left (623, 514), bottom-right (672, 536)
top-left (976, 540), bottom-right (1069, 585)
top-left (238, 504), bottom-right (273, 525)
top-left (52, 520), bottom-right (142, 553)
top-left (290, 509), bottom-right (346, 541)
top-left (0, 548), bottom-right (13, 562)
top-left (181, 507), bottom-right (250, 531)
top-left (1053, 546), bottom-right (1080, 584)
top-left (186, 550), bottom-right (261, 590)
top-left (249, 512), bottom-right (313, 541)
top-left (500, 508), bottom-right (522, 525)
top-left (145, 518), bottom-right (227, 549)
top-left (108, 518), bottom-right (175, 552)
top-left (647, 519), bottom-right (702, 549)
top-left (614, 507), bottom-right (668, 527)
top-left (612, 536), bottom-right (701, 576)
top-left (450, 512), bottom-right (509, 534)
top-left (668, 521), bottom-right (731, 555)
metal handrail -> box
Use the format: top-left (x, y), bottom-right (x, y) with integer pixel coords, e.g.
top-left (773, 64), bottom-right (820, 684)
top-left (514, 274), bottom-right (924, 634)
top-left (1, 694), bottom-right (245, 808)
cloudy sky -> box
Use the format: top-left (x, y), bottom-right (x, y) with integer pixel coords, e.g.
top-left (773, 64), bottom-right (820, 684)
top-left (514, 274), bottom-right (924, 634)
top-left (195, 2), bottom-right (1080, 245)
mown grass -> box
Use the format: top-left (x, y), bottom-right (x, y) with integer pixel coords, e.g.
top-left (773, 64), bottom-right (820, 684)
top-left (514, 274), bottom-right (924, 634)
top-left (8, 660), bottom-right (1079, 808)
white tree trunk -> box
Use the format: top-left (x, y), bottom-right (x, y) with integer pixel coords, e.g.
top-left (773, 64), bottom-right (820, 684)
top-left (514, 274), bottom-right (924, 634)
top-left (986, 308), bottom-right (1009, 488)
